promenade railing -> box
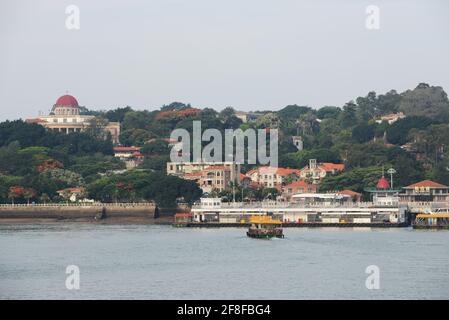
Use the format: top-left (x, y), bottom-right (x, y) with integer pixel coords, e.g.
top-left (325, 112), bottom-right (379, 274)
top-left (0, 202), bottom-right (155, 208)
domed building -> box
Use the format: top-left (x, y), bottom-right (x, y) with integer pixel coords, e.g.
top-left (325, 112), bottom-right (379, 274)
top-left (51, 94), bottom-right (80, 116)
top-left (26, 94), bottom-right (121, 144)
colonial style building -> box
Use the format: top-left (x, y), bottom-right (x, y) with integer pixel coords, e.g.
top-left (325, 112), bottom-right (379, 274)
top-left (113, 146), bottom-right (144, 170)
top-left (199, 166), bottom-right (232, 193)
top-left (282, 180), bottom-right (317, 201)
top-left (167, 161), bottom-right (241, 186)
top-left (180, 165), bottom-right (233, 193)
top-left (400, 180), bottom-right (449, 203)
top-left (27, 94), bottom-right (121, 144)
top-left (300, 159), bottom-right (345, 183)
top-left (246, 167), bottom-right (301, 189)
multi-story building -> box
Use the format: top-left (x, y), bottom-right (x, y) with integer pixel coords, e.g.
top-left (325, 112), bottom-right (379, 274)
top-left (375, 112), bottom-right (406, 124)
top-left (246, 167), bottom-right (301, 189)
top-left (113, 146), bottom-right (144, 170)
top-left (26, 94), bottom-right (121, 144)
top-left (300, 159), bottom-right (345, 183)
top-left (400, 180), bottom-right (449, 203)
top-left (167, 161), bottom-right (241, 185)
top-left (199, 166), bottom-right (232, 193)
top-left (234, 111), bottom-right (262, 123)
top-left (282, 180), bottom-right (317, 201)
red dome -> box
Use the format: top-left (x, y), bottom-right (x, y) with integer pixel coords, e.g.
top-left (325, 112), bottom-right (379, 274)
top-left (55, 95), bottom-right (79, 107)
top-left (377, 176), bottom-right (390, 189)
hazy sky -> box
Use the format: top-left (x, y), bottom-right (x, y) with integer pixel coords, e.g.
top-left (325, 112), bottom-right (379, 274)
top-left (1, 0), bottom-right (448, 121)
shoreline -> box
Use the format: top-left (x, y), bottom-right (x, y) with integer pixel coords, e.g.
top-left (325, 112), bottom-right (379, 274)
top-left (0, 216), bottom-right (174, 225)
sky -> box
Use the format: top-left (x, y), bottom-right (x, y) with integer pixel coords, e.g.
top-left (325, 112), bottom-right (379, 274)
top-left (0, 0), bottom-right (448, 121)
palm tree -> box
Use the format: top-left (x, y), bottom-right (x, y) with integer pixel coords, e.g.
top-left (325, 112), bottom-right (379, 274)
top-left (39, 193), bottom-right (50, 205)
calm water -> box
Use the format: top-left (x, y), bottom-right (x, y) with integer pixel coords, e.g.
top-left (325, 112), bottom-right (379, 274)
top-left (0, 224), bottom-right (448, 299)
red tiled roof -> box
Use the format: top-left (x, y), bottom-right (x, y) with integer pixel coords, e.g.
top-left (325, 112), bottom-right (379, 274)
top-left (276, 168), bottom-right (301, 176)
top-left (156, 108), bottom-right (201, 119)
top-left (249, 167), bottom-right (301, 176)
top-left (319, 163), bottom-right (345, 172)
top-left (301, 162), bottom-right (345, 172)
top-left (174, 213), bottom-right (192, 217)
top-left (338, 189), bottom-right (361, 197)
top-left (184, 172), bottom-right (203, 177)
top-left (404, 180), bottom-right (448, 189)
top-left (26, 118), bottom-right (47, 124)
top-left (204, 166), bottom-right (230, 171)
top-left (284, 180), bottom-right (312, 188)
top-left (132, 152), bottom-right (143, 157)
top-left (57, 188), bottom-right (84, 194)
top-left (240, 173), bottom-right (250, 180)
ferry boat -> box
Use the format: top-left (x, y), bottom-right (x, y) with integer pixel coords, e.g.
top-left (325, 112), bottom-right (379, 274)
top-left (247, 215), bottom-right (284, 239)
top-left (413, 208), bottom-right (449, 229)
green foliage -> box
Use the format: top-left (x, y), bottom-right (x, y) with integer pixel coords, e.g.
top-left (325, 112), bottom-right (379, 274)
top-left (139, 155), bottom-right (170, 172)
top-left (399, 83), bottom-right (449, 120)
top-left (1, 83), bottom-right (449, 204)
top-left (278, 105), bottom-right (312, 121)
top-left (87, 170), bottom-right (202, 207)
top-left (320, 166), bottom-right (383, 193)
top-left (316, 106), bottom-right (341, 119)
top-left (351, 123), bottom-right (376, 143)
top-left (386, 116), bottom-right (436, 145)
top-left (280, 149), bottom-right (341, 168)
top-left (141, 140), bottom-right (170, 155)
top-left (160, 102), bottom-right (191, 112)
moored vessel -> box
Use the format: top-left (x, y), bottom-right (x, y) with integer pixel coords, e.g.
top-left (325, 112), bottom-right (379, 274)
top-left (247, 215), bottom-right (284, 239)
top-left (413, 208), bottom-right (449, 229)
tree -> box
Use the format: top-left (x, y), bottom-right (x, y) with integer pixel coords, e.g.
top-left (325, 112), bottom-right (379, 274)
top-left (386, 116), bottom-right (435, 145)
top-left (141, 140), bottom-right (170, 155)
top-left (8, 186), bottom-right (24, 205)
top-left (39, 193), bottom-right (50, 204)
top-left (399, 83), bottom-right (449, 120)
top-left (23, 188), bottom-right (37, 205)
top-left (316, 106), bottom-right (341, 119)
top-left (278, 105), bottom-right (312, 121)
top-left (339, 101), bottom-right (357, 128)
top-left (86, 116), bottom-right (110, 139)
top-left (352, 123), bottom-right (376, 143)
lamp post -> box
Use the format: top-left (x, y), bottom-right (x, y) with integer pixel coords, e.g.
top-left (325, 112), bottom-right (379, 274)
top-left (387, 168), bottom-right (396, 188)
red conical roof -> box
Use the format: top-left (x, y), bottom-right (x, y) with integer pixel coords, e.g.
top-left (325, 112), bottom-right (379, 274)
top-left (377, 176), bottom-right (390, 189)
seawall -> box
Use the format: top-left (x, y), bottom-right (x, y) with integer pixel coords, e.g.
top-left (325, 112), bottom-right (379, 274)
top-left (0, 203), bottom-right (158, 223)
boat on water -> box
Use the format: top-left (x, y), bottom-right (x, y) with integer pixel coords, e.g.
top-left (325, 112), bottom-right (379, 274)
top-left (413, 208), bottom-right (449, 229)
top-left (247, 215), bottom-right (284, 239)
